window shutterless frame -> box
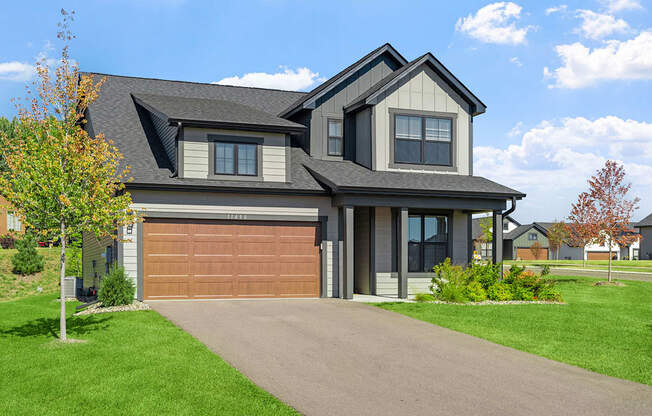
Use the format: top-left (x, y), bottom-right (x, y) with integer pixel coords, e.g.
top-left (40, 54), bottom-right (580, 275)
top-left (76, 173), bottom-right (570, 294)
top-left (407, 214), bottom-right (449, 273)
top-left (327, 118), bottom-right (343, 156)
top-left (207, 134), bottom-right (263, 181)
top-left (388, 108), bottom-right (457, 172)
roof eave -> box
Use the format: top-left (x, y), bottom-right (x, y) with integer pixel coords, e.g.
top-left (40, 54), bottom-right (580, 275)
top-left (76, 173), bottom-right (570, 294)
top-left (167, 118), bottom-right (306, 134)
top-left (325, 185), bottom-right (525, 200)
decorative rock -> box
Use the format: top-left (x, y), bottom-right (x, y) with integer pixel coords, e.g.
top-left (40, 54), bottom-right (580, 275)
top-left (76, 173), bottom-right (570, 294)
top-left (424, 300), bottom-right (566, 305)
top-left (74, 301), bottom-right (150, 316)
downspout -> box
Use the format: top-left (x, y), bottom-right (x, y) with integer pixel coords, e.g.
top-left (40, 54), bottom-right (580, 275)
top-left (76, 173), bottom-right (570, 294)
top-left (503, 196), bottom-right (516, 218)
top-left (169, 122), bottom-right (183, 178)
top-left (498, 197), bottom-right (516, 274)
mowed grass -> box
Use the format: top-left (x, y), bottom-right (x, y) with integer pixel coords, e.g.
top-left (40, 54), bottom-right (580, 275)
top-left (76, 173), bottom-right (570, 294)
top-left (376, 275), bottom-right (652, 385)
top-left (505, 259), bottom-right (652, 273)
top-left (0, 294), bottom-right (297, 415)
top-left (0, 247), bottom-right (60, 301)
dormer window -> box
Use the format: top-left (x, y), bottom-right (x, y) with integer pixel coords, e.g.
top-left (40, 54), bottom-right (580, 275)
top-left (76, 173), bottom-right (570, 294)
top-left (327, 119), bottom-right (343, 156)
top-left (393, 113), bottom-right (452, 167)
top-left (208, 135), bottom-right (262, 180)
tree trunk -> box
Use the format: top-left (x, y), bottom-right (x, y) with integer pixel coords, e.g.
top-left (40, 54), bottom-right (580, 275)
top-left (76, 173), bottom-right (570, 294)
top-left (608, 245), bottom-right (612, 283)
top-left (582, 246), bottom-right (586, 268)
top-left (59, 221), bottom-right (67, 341)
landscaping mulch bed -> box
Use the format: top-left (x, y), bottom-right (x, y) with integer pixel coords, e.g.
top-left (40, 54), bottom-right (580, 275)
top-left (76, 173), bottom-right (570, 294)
top-left (593, 281), bottom-right (625, 287)
top-left (74, 300), bottom-right (150, 316)
top-left (421, 300), bottom-right (566, 306)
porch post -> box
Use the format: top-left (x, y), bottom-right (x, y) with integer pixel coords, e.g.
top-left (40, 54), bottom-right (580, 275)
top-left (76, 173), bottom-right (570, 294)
top-left (492, 211), bottom-right (503, 265)
top-left (340, 206), bottom-right (354, 299)
top-left (398, 207), bottom-right (408, 299)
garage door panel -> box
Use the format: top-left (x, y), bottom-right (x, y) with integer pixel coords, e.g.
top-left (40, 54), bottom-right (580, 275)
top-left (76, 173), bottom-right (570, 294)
top-left (587, 252), bottom-right (612, 260)
top-left (516, 248), bottom-right (548, 260)
top-left (143, 219), bottom-right (320, 299)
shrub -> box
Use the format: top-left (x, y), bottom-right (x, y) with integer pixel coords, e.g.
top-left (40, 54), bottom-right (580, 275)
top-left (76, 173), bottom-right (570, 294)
top-left (98, 266), bottom-right (135, 307)
top-left (11, 235), bottom-right (44, 275)
top-left (504, 265), bottom-right (525, 284)
top-left (487, 283), bottom-right (513, 301)
top-left (511, 285), bottom-right (534, 301)
top-left (66, 239), bottom-right (82, 278)
top-left (464, 281), bottom-right (487, 302)
top-left (541, 264), bottom-right (551, 276)
top-left (537, 285), bottom-right (563, 302)
top-left (438, 284), bottom-right (469, 303)
top-left (431, 258), bottom-right (469, 303)
top-left (0, 233), bottom-right (16, 249)
top-left (468, 262), bottom-right (501, 290)
top-left (414, 293), bottom-right (436, 302)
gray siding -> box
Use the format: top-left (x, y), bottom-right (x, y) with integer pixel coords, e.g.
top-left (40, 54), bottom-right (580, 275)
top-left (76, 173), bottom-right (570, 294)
top-left (82, 232), bottom-right (113, 288)
top-left (640, 227), bottom-right (652, 260)
top-left (149, 110), bottom-right (177, 168)
top-left (355, 108), bottom-right (372, 169)
top-left (512, 229), bottom-right (549, 259)
top-left (309, 55), bottom-right (399, 160)
top-left (557, 244), bottom-right (584, 260)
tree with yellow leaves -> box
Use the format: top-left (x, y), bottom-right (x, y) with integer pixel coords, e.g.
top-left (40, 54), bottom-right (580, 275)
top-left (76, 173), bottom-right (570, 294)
top-left (0, 10), bottom-right (137, 341)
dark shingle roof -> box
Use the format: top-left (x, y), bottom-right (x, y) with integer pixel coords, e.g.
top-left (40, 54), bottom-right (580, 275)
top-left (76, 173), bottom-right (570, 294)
top-left (132, 93), bottom-right (305, 132)
top-left (85, 73), bottom-right (322, 192)
top-left (279, 43), bottom-right (407, 117)
top-left (636, 213), bottom-right (652, 227)
top-left (302, 157), bottom-right (524, 198)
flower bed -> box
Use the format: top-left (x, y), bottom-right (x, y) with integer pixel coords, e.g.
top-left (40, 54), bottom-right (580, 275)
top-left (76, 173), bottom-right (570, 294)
top-left (74, 300), bottom-right (150, 316)
top-left (419, 260), bottom-right (563, 304)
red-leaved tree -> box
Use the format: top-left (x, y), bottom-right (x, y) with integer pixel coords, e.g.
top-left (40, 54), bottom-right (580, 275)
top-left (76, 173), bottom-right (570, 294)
top-left (588, 161), bottom-right (639, 282)
top-left (567, 192), bottom-right (599, 269)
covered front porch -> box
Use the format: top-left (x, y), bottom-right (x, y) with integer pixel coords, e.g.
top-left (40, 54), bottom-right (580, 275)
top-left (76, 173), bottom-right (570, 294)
top-left (335, 194), bottom-right (513, 299)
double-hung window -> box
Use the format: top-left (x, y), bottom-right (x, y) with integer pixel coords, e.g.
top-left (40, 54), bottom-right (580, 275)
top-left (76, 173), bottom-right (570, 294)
top-left (327, 119), bottom-right (343, 156)
top-left (408, 215), bottom-right (449, 272)
top-left (214, 141), bottom-right (258, 176)
top-left (394, 114), bottom-right (452, 166)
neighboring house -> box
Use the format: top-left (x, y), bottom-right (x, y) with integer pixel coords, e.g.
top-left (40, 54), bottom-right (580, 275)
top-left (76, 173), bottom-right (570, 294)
top-left (503, 223), bottom-right (550, 260)
top-left (471, 215), bottom-right (519, 260)
top-left (0, 195), bottom-right (23, 236)
top-left (635, 213), bottom-right (652, 260)
top-left (81, 43), bottom-right (524, 299)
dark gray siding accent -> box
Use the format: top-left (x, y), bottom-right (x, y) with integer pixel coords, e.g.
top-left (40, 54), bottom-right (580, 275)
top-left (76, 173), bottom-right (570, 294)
top-left (639, 227), bottom-right (652, 260)
top-left (558, 244), bottom-right (583, 260)
top-left (354, 207), bottom-right (371, 294)
top-left (310, 55), bottom-right (400, 160)
top-left (355, 108), bottom-right (372, 169)
top-left (149, 109), bottom-right (178, 168)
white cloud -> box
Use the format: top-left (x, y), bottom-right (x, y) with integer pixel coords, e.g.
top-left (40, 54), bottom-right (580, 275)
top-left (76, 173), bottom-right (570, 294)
top-left (456, 2), bottom-right (533, 45)
top-left (574, 9), bottom-right (630, 39)
top-left (546, 5), bottom-right (568, 15)
top-left (475, 116), bottom-right (652, 221)
top-left (213, 66), bottom-right (324, 91)
top-left (507, 121), bottom-right (524, 137)
top-left (547, 30), bottom-right (652, 88)
top-left (600, 0), bottom-right (643, 13)
top-left (509, 56), bottom-right (523, 67)
top-left (0, 61), bottom-right (35, 82)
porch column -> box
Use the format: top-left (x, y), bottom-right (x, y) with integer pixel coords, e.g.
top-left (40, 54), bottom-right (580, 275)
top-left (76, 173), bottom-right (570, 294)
top-left (492, 211), bottom-right (503, 265)
top-left (398, 207), bottom-right (408, 299)
top-left (340, 206), bottom-right (354, 299)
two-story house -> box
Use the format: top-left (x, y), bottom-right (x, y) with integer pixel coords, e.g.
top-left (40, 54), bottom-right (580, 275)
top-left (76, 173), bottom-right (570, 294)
top-left (81, 43), bottom-right (524, 300)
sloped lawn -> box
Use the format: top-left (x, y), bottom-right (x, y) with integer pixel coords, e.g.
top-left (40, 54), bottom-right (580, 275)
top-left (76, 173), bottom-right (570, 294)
top-left (0, 247), bottom-right (60, 301)
top-left (0, 294), bottom-right (297, 415)
top-left (377, 275), bottom-right (652, 385)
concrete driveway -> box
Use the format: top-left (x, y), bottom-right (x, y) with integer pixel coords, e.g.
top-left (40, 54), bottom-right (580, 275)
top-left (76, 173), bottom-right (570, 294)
top-left (150, 299), bottom-right (652, 416)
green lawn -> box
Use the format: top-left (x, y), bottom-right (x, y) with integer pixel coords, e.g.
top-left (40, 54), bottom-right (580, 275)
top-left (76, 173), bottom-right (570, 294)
top-left (505, 259), bottom-right (652, 273)
top-left (376, 275), bottom-right (652, 385)
top-left (0, 247), bottom-right (61, 301)
top-left (0, 294), bottom-right (297, 415)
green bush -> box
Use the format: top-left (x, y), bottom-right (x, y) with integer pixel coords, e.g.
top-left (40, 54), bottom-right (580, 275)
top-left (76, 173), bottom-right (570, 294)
top-left (431, 258), bottom-right (469, 303)
top-left (511, 285), bottom-right (534, 301)
top-left (464, 281), bottom-right (487, 302)
top-left (414, 293), bottom-right (436, 302)
top-left (537, 285), bottom-right (563, 302)
top-left (467, 262), bottom-right (501, 290)
top-left (11, 235), bottom-right (44, 275)
top-left (504, 265), bottom-right (525, 284)
top-left (541, 264), bottom-right (551, 276)
top-left (99, 266), bottom-right (135, 307)
top-left (66, 240), bottom-right (82, 278)
top-left (438, 284), bottom-right (469, 303)
top-left (487, 283), bottom-right (513, 301)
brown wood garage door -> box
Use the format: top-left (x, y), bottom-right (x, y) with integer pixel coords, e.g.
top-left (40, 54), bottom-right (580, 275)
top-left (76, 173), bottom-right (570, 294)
top-left (516, 247), bottom-right (549, 260)
top-left (143, 218), bottom-right (321, 300)
top-left (587, 252), bottom-right (613, 261)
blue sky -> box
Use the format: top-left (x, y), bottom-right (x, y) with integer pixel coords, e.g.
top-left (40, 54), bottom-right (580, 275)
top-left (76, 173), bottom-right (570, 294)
top-left (1, 0), bottom-right (651, 223)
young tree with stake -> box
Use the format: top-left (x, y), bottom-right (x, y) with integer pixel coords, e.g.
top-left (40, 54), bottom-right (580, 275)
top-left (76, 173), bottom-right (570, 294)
top-left (547, 220), bottom-right (569, 260)
top-left (567, 192), bottom-right (599, 269)
top-left (0, 10), bottom-right (137, 341)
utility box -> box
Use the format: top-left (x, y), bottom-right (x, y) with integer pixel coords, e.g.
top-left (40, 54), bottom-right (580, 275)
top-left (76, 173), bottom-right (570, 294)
top-left (62, 276), bottom-right (77, 299)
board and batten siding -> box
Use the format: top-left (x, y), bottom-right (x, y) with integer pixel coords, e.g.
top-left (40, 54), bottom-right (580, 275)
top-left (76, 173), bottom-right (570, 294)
top-left (81, 232), bottom-right (114, 289)
top-left (307, 55), bottom-right (400, 160)
top-left (125, 190), bottom-right (339, 298)
top-left (373, 65), bottom-right (471, 175)
top-left (374, 207), bottom-right (470, 297)
top-left (181, 127), bottom-right (287, 182)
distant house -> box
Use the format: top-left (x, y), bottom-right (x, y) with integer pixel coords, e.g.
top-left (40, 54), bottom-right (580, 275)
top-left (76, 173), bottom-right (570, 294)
top-left (635, 213), bottom-right (652, 260)
top-left (471, 216), bottom-right (520, 260)
top-left (503, 222), bottom-right (550, 260)
top-left (0, 196), bottom-right (23, 236)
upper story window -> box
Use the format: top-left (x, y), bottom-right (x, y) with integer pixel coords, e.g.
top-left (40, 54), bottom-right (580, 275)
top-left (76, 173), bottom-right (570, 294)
top-left (208, 135), bottom-right (263, 180)
top-left (327, 119), bottom-right (343, 156)
top-left (394, 114), bottom-right (452, 166)
top-left (528, 233), bottom-right (538, 241)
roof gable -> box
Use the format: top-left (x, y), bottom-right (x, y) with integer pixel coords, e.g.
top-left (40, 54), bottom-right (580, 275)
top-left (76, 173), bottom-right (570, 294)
top-left (504, 223), bottom-right (549, 240)
top-left (279, 43), bottom-right (407, 118)
top-left (344, 53), bottom-right (486, 116)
